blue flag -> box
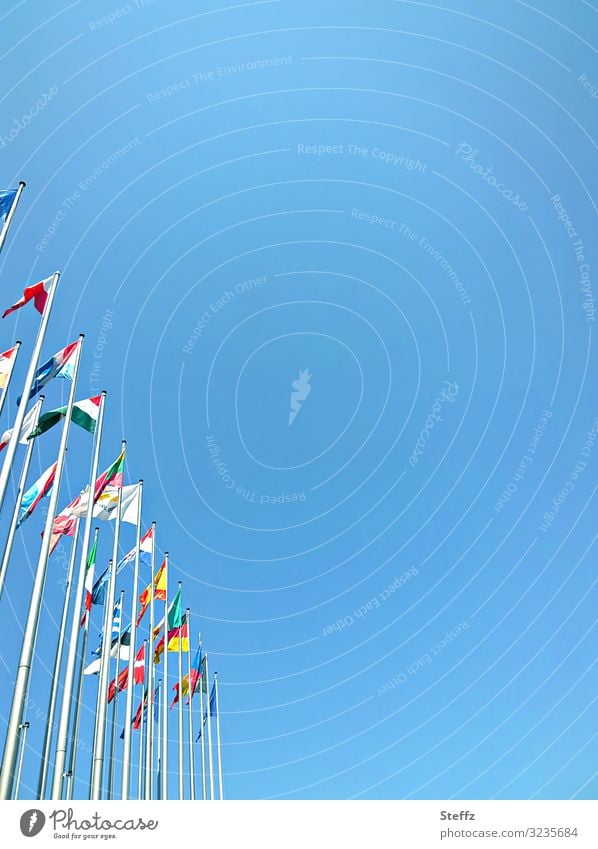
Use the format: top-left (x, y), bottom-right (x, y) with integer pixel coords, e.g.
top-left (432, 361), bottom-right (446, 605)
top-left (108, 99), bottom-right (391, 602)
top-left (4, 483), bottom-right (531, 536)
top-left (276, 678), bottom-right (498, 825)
top-left (0, 189), bottom-right (17, 224)
top-left (209, 682), bottom-right (216, 717)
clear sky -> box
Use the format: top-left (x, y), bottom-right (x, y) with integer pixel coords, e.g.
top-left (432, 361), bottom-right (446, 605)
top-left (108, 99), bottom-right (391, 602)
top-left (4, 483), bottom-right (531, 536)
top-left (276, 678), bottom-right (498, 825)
top-left (0, 0), bottom-right (596, 801)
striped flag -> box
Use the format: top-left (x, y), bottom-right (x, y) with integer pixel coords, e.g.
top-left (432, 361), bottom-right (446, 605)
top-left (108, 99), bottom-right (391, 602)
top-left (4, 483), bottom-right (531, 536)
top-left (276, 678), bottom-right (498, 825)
top-left (2, 275), bottom-right (55, 319)
top-left (136, 560), bottom-right (166, 625)
top-left (80, 533), bottom-right (98, 627)
top-left (18, 339), bottom-right (79, 405)
top-left (16, 462), bottom-right (56, 527)
top-left (0, 399), bottom-right (43, 451)
top-left (0, 345), bottom-right (18, 393)
top-left (28, 395), bottom-right (101, 439)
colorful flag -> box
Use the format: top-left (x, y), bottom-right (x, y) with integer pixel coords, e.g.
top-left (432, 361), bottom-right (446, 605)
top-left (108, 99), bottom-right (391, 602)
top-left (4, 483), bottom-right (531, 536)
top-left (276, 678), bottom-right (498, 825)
top-left (152, 586), bottom-right (182, 639)
top-left (117, 526), bottom-right (153, 574)
top-left (170, 645), bottom-right (202, 707)
top-left (107, 643), bottom-right (145, 702)
top-left (136, 560), bottom-right (166, 625)
top-left (94, 447), bottom-right (125, 498)
top-left (49, 495), bottom-right (80, 553)
top-left (166, 614), bottom-right (189, 653)
top-left (28, 395), bottom-right (101, 439)
top-left (73, 483), bottom-right (139, 523)
top-left (2, 275), bottom-right (55, 319)
top-left (18, 339), bottom-right (78, 405)
top-left (91, 597), bottom-right (125, 657)
top-left (80, 533), bottom-right (98, 627)
top-left (0, 399), bottom-right (43, 451)
top-left (84, 627), bottom-right (130, 675)
top-left (0, 189), bottom-right (17, 224)
top-left (0, 345), bottom-right (18, 392)
top-left (153, 627), bottom-right (182, 664)
top-left (16, 462), bottom-right (56, 527)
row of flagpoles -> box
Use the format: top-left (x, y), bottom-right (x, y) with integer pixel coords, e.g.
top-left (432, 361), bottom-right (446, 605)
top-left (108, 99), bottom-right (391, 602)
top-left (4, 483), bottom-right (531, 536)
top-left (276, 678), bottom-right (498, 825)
top-left (0, 184), bottom-right (224, 800)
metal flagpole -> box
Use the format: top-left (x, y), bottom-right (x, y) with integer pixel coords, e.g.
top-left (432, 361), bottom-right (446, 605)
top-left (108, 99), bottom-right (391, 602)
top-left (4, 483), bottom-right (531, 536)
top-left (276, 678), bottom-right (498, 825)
top-left (88, 556), bottom-right (115, 799)
top-left (0, 335), bottom-right (83, 800)
top-left (155, 679), bottom-right (162, 799)
top-left (0, 270), bottom-right (60, 516)
top-left (0, 181), bottom-right (25, 254)
top-left (121, 480), bottom-right (143, 799)
top-left (0, 340), bottom-right (21, 420)
top-left (107, 589), bottom-right (125, 800)
top-left (178, 606), bottom-right (185, 800)
top-left (162, 553), bottom-right (169, 799)
top-left (199, 651), bottom-right (206, 800)
top-left (144, 520), bottom-right (156, 799)
top-left (90, 478), bottom-right (122, 800)
top-left (51, 394), bottom-right (107, 799)
top-left (37, 519), bottom-right (79, 799)
top-left (65, 526), bottom-right (98, 800)
top-left (0, 396), bottom-right (44, 600)
top-left (13, 722), bottom-right (29, 800)
top-left (137, 641), bottom-right (148, 800)
top-left (214, 672), bottom-right (224, 800)
top-left (204, 653), bottom-right (215, 800)
top-left (187, 629), bottom-right (196, 801)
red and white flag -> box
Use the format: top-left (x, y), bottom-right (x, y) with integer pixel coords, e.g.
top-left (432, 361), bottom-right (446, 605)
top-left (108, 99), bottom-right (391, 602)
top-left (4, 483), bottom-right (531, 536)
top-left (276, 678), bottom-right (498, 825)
top-left (2, 276), bottom-right (56, 318)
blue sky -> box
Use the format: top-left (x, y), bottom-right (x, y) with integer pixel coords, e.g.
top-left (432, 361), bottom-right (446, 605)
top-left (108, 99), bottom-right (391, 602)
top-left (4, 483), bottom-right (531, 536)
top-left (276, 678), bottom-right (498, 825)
top-left (0, 0), bottom-right (596, 800)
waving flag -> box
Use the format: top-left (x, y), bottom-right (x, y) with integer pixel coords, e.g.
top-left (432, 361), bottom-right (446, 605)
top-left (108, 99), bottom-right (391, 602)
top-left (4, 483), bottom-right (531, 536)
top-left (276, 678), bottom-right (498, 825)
top-left (92, 597), bottom-right (124, 657)
top-left (2, 275), bottom-right (56, 319)
top-left (107, 643), bottom-right (145, 703)
top-left (136, 560), bottom-right (166, 625)
top-left (80, 533), bottom-right (98, 627)
top-left (49, 495), bottom-right (80, 553)
top-left (171, 645), bottom-right (202, 707)
top-left (0, 398), bottom-right (42, 451)
top-left (73, 483), bottom-right (140, 524)
top-left (28, 395), bottom-right (101, 439)
top-left (94, 448), bottom-right (125, 498)
top-left (84, 625), bottom-right (131, 675)
top-left (18, 340), bottom-right (78, 405)
top-left (166, 613), bottom-right (189, 653)
top-left (16, 462), bottom-right (56, 527)
top-left (152, 586), bottom-right (182, 639)
top-left (0, 189), bottom-right (17, 223)
top-left (117, 526), bottom-right (153, 573)
top-left (0, 345), bottom-right (18, 393)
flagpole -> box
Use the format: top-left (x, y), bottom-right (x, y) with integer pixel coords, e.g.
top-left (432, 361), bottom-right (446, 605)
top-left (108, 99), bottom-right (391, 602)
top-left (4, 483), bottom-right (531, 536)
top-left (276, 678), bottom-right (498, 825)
top-left (0, 396), bottom-right (44, 601)
top-left (0, 334), bottom-right (83, 801)
top-left (0, 340), bottom-right (21, 420)
top-left (51, 393), bottom-right (107, 799)
top-left (13, 722), bottom-right (29, 800)
top-left (121, 479), bottom-right (143, 799)
top-left (187, 629), bottom-right (196, 801)
top-left (177, 604), bottom-right (185, 799)
top-left (107, 589), bottom-right (125, 800)
top-left (137, 641), bottom-right (148, 800)
top-left (65, 526), bottom-right (98, 800)
top-left (37, 519), bottom-right (80, 799)
top-left (199, 653), bottom-right (206, 800)
top-left (204, 653), bottom-right (215, 800)
top-left (214, 672), bottom-right (224, 800)
top-left (144, 520), bottom-right (156, 800)
top-left (90, 472), bottom-right (123, 801)
top-left (0, 269), bottom-right (60, 517)
top-left (162, 552), bottom-right (169, 800)
top-left (0, 181), bottom-right (25, 254)
top-left (156, 678), bottom-right (162, 799)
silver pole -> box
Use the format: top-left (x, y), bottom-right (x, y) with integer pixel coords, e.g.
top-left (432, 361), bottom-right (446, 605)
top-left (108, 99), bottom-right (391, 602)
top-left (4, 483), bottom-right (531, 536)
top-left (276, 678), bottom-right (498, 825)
top-left (144, 521), bottom-right (156, 800)
top-left (0, 181), bottom-right (25, 254)
top-left (187, 629), bottom-right (196, 801)
top-left (107, 589), bottom-right (125, 799)
top-left (178, 606), bottom-right (184, 799)
top-left (199, 653), bottom-right (206, 800)
top-left (90, 475), bottom-right (122, 800)
top-left (162, 553), bottom-right (169, 799)
top-left (13, 721), bottom-right (29, 799)
top-left (0, 340), bottom-right (21, 420)
top-left (137, 641), bottom-right (148, 800)
top-left (65, 527), bottom-right (99, 800)
top-left (214, 672), bottom-right (224, 800)
top-left (0, 335), bottom-right (83, 800)
top-left (0, 396), bottom-right (44, 600)
top-left (121, 480), bottom-right (143, 799)
top-left (51, 393), bottom-right (107, 799)
top-left (204, 653), bottom-right (214, 800)
top-left (37, 519), bottom-right (79, 799)
top-left (156, 679), bottom-right (162, 799)
top-left (0, 269), bottom-right (60, 516)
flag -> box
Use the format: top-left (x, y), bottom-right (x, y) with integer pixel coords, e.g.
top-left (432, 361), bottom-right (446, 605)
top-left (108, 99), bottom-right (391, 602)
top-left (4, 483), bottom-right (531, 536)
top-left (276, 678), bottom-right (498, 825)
top-left (0, 189), bottom-right (17, 224)
top-left (170, 645), bottom-right (202, 707)
top-left (136, 560), bottom-right (166, 625)
top-left (166, 614), bottom-right (189, 653)
top-left (16, 462), bottom-right (56, 527)
top-left (94, 448), bottom-right (125, 498)
top-left (51, 449), bottom-right (126, 554)
top-left (0, 399), bottom-right (43, 451)
top-left (73, 483), bottom-right (139, 523)
top-left (92, 597), bottom-right (125, 657)
top-left (107, 643), bottom-right (145, 702)
top-left (2, 275), bottom-right (55, 319)
top-left (0, 345), bottom-right (18, 392)
top-left (84, 628), bottom-right (131, 675)
top-left (28, 395), bottom-right (101, 439)
top-left (80, 533), bottom-right (98, 627)
top-left (152, 586), bottom-right (182, 639)
top-left (18, 339), bottom-right (78, 405)
top-left (153, 627), bottom-right (182, 664)
top-left (116, 526), bottom-right (153, 574)
top-left (209, 681), bottom-right (216, 717)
